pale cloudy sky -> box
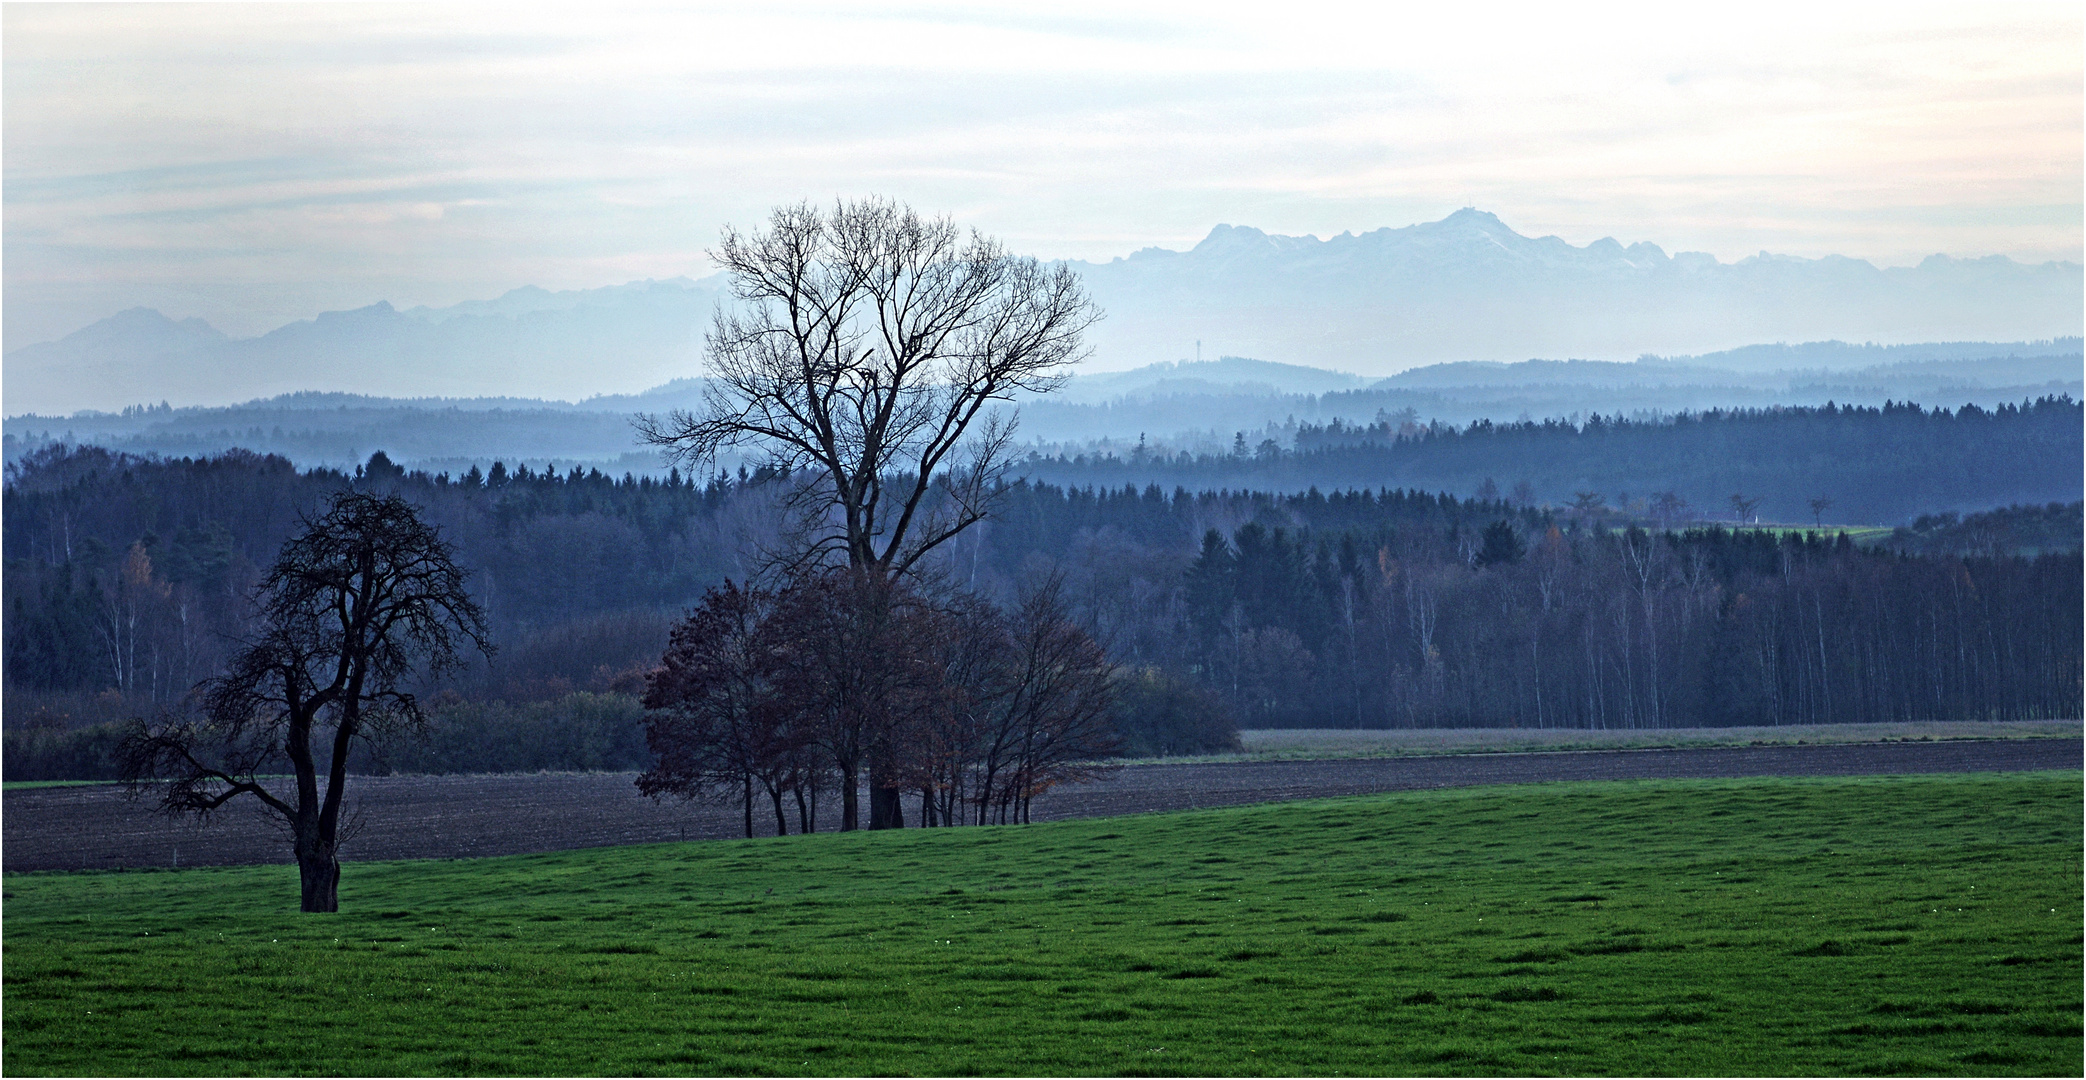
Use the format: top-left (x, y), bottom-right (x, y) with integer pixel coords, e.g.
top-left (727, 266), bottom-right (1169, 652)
top-left (5, 2), bottom-right (2080, 345)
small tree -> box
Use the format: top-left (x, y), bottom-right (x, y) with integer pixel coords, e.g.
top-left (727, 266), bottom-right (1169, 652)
top-left (1649, 491), bottom-right (1690, 526)
top-left (760, 569), bottom-right (944, 831)
top-left (1475, 520), bottom-right (1525, 567)
top-left (637, 581), bottom-right (805, 838)
top-left (984, 580), bottom-right (1118, 824)
top-left (121, 491), bottom-right (489, 912)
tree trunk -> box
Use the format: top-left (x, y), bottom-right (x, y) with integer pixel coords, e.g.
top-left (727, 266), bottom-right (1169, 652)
top-left (742, 774), bottom-right (754, 839)
top-left (839, 765), bottom-right (859, 831)
top-left (866, 746), bottom-right (905, 829)
top-left (298, 850), bottom-right (340, 913)
top-left (869, 784), bottom-right (906, 829)
top-left (771, 787), bottom-right (789, 836)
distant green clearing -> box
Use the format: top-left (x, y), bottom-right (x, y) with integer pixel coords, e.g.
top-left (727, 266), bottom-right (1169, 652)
top-left (1731, 524), bottom-right (1896, 543)
top-left (1216, 720), bottom-right (2082, 763)
top-left (5, 772), bottom-right (2079, 1076)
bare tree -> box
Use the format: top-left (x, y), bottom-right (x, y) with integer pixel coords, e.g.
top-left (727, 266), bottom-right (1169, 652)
top-left (898, 577), bottom-right (1118, 826)
top-left (636, 198), bottom-right (1099, 827)
top-left (986, 579), bottom-right (1119, 823)
top-left (1649, 491), bottom-right (1690, 527)
top-left (1808, 496), bottom-right (1833, 529)
top-left (121, 491), bottom-right (490, 912)
top-left (637, 197), bottom-right (1101, 582)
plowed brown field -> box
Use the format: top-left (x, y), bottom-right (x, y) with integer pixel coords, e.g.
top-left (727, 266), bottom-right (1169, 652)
top-left (5, 737), bottom-right (2076, 873)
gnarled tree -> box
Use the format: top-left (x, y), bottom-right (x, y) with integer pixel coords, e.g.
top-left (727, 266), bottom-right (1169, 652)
top-left (121, 491), bottom-right (489, 912)
top-left (637, 197), bottom-right (1100, 827)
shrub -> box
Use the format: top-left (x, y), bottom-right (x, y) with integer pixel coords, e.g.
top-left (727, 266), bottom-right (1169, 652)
top-left (1109, 668), bottom-right (1240, 757)
top-left (368, 692), bottom-right (649, 775)
top-left (2, 722), bottom-right (131, 781)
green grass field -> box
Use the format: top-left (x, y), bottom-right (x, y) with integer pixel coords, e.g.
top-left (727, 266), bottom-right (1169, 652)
top-left (5, 772), bottom-right (2080, 1076)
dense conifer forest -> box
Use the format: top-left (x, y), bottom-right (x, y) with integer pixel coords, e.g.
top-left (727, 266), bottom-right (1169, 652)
top-left (1017, 397), bottom-right (2083, 524)
top-left (4, 413), bottom-right (2078, 779)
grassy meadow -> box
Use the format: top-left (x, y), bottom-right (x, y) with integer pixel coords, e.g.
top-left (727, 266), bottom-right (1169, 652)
top-left (4, 771), bottom-right (2080, 1076)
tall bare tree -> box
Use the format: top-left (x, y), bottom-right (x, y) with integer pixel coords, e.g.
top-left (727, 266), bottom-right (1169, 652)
top-left (121, 491), bottom-right (490, 912)
top-left (636, 198), bottom-right (1100, 581)
top-left (637, 198), bottom-right (1099, 827)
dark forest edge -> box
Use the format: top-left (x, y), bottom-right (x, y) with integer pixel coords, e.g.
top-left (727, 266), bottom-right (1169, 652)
top-left (1017, 396), bottom-right (2082, 523)
top-left (4, 423), bottom-right (2079, 782)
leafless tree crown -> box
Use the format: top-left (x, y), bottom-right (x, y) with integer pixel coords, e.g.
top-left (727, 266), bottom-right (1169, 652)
top-left (637, 198), bottom-right (1100, 580)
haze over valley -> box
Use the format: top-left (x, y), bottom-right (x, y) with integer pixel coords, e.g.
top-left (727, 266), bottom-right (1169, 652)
top-left (8, 209), bottom-right (2081, 416)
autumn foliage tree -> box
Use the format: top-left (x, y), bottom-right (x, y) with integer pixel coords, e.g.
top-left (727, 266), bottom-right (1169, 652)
top-left (637, 572), bottom-right (1116, 834)
top-left (635, 581), bottom-right (803, 838)
top-left (942, 579), bottom-right (1118, 825)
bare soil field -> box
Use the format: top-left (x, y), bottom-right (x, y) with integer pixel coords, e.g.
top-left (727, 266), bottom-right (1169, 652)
top-left (4, 737), bottom-right (2077, 873)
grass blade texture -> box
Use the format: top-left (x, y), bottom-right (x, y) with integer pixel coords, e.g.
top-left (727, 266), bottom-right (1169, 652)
top-left (5, 772), bottom-right (2080, 1076)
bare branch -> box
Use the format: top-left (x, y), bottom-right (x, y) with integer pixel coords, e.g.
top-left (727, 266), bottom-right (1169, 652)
top-left (633, 197), bottom-right (1100, 583)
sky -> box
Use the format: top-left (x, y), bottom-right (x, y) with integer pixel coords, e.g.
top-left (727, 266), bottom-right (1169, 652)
top-left (4, 2), bottom-right (2081, 348)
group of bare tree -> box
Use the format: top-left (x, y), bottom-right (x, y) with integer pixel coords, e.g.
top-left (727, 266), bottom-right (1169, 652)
top-left (637, 572), bottom-right (1115, 838)
top-left (635, 197), bottom-right (1111, 833)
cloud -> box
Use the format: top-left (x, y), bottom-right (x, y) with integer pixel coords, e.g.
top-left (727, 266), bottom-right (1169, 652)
top-left (4, 1), bottom-right (2079, 347)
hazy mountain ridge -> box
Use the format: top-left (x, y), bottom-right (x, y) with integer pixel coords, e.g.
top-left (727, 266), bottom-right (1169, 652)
top-left (8, 209), bottom-right (2078, 415)
top-left (9, 343), bottom-right (2075, 482)
top-left (1645, 337), bottom-right (2085, 374)
top-left (4, 278), bottom-right (728, 414)
top-left (1073, 210), bottom-right (2082, 370)
top-left (1042, 356), bottom-right (1373, 402)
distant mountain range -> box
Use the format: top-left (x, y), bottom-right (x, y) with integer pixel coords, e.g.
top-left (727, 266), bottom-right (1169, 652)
top-left (3, 276), bottom-right (733, 415)
top-left (5, 208), bottom-right (2080, 415)
top-left (1072, 210), bottom-right (2082, 370)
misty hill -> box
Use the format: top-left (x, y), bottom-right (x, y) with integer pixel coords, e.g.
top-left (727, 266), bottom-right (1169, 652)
top-left (1072, 210), bottom-right (2082, 371)
top-left (1048, 356), bottom-right (1372, 403)
top-left (1016, 398), bottom-right (2084, 526)
top-left (9, 342), bottom-right (2077, 479)
top-left (1384, 341), bottom-right (2082, 389)
top-left (8, 209), bottom-right (2080, 415)
top-left (1649, 338), bottom-right (2086, 374)
top-left (1011, 344), bottom-right (2081, 451)
top-left (3, 278), bottom-right (729, 415)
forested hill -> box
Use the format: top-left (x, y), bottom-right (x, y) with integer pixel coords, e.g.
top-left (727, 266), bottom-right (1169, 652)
top-left (1015, 398), bottom-right (2082, 525)
top-left (6, 445), bottom-right (2078, 747)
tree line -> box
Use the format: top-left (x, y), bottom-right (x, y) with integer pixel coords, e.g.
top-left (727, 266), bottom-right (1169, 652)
top-left (1160, 521), bottom-right (2078, 729)
top-left (1013, 397), bottom-right (2083, 524)
top-left (9, 444), bottom-right (2078, 745)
